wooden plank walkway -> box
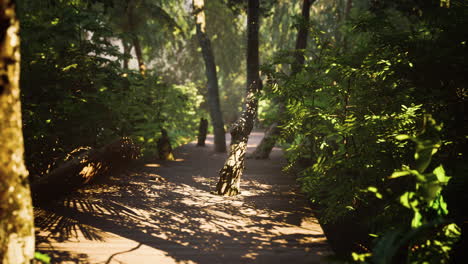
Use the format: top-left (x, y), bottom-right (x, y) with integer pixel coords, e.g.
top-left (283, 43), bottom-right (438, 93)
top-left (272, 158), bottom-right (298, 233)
top-left (35, 132), bottom-right (330, 263)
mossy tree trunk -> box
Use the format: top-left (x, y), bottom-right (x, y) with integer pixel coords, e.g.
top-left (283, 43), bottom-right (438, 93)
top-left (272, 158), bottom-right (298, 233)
top-left (0, 1), bottom-right (35, 262)
top-left (193, 0), bottom-right (226, 152)
top-left (215, 0), bottom-right (261, 196)
top-left (250, 0), bottom-right (313, 159)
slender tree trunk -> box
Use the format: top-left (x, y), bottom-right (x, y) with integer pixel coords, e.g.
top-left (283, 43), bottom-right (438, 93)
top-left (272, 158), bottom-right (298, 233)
top-left (157, 129), bottom-right (175, 160)
top-left (122, 39), bottom-right (131, 70)
top-left (0, 1), bottom-right (35, 262)
top-left (215, 0), bottom-right (261, 196)
top-left (193, 0), bottom-right (226, 152)
top-left (250, 102), bottom-right (285, 159)
top-left (341, 0), bottom-right (352, 50)
top-left (127, 0), bottom-right (146, 75)
top-left (197, 117), bottom-right (208, 146)
top-left (131, 35), bottom-right (145, 75)
top-left (251, 0), bottom-right (313, 159)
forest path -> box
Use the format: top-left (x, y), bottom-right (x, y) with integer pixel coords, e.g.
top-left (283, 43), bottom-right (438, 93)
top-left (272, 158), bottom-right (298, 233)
top-left (35, 132), bottom-right (330, 264)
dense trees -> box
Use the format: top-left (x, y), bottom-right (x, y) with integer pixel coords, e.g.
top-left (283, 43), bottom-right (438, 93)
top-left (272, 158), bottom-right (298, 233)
top-left (0, 1), bottom-right (34, 262)
top-left (1, 0), bottom-right (465, 262)
top-left (193, 0), bottom-right (226, 153)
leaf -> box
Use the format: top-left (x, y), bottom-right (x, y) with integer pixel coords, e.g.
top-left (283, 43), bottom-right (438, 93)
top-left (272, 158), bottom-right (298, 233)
top-left (390, 170), bottom-right (411, 178)
top-left (400, 192), bottom-right (418, 209)
top-left (352, 252), bottom-right (372, 262)
top-left (411, 210), bottom-right (423, 228)
top-left (35, 252), bottom-right (51, 264)
top-left (395, 134), bottom-right (411, 140)
top-left (62, 63), bottom-right (78, 71)
top-left (444, 223), bottom-right (461, 238)
top-left (433, 165), bottom-right (450, 183)
top-left (367, 186), bottom-right (383, 199)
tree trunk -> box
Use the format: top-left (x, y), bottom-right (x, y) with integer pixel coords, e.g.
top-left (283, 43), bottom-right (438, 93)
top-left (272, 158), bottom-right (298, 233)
top-left (132, 35), bottom-right (146, 75)
top-left (193, 0), bottom-right (226, 152)
top-left (157, 129), bottom-right (175, 161)
top-left (215, 0), bottom-right (261, 196)
top-left (341, 0), bottom-right (353, 50)
top-left (250, 120), bottom-right (282, 159)
top-left (197, 117), bottom-right (208, 146)
top-left (0, 1), bottom-right (35, 262)
top-left (127, 0), bottom-right (146, 75)
top-left (122, 38), bottom-right (131, 70)
top-left (251, 0), bottom-right (313, 159)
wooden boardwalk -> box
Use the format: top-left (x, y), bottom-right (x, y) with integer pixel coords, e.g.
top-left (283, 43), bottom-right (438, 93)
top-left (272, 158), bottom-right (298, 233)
top-left (35, 132), bottom-right (330, 263)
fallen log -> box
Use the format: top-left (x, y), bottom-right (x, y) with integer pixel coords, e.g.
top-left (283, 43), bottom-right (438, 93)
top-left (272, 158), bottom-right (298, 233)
top-left (31, 137), bottom-right (140, 204)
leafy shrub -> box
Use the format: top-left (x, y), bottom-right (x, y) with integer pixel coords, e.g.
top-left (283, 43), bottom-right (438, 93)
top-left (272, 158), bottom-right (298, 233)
top-left (19, 1), bottom-right (204, 177)
top-left (259, 1), bottom-right (466, 261)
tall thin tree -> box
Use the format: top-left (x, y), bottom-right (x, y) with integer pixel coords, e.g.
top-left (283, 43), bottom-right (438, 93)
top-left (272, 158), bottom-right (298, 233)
top-left (193, 0), bottom-right (226, 152)
top-left (126, 0), bottom-right (146, 75)
top-left (250, 0), bottom-right (314, 159)
top-left (0, 0), bottom-right (35, 262)
top-left (215, 0), bottom-right (261, 196)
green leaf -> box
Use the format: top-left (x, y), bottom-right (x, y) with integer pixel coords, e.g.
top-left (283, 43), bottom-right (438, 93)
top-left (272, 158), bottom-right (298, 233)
top-left (35, 252), bottom-right (51, 264)
top-left (433, 165), bottom-right (450, 183)
top-left (367, 186), bottom-right (383, 199)
top-left (390, 170), bottom-right (411, 178)
top-left (395, 134), bottom-right (411, 140)
top-left (444, 223), bottom-right (461, 238)
top-left (352, 252), bottom-right (372, 262)
top-left (62, 63), bottom-right (78, 71)
top-left (411, 210), bottom-right (423, 228)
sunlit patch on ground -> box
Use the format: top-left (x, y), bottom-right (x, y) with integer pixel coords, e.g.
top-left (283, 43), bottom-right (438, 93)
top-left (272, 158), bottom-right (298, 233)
top-left (35, 132), bottom-right (330, 263)
top-left (144, 163), bottom-right (161, 168)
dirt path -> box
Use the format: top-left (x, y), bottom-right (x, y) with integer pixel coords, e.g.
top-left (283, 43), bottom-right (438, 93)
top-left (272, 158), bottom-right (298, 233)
top-left (35, 132), bottom-right (330, 264)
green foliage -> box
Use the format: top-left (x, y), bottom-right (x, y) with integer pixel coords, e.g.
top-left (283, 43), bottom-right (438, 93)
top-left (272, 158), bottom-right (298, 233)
top-left (18, 0), bottom-right (204, 177)
top-left (353, 116), bottom-right (460, 264)
top-left (34, 251), bottom-right (50, 264)
top-left (259, 0), bottom-right (466, 262)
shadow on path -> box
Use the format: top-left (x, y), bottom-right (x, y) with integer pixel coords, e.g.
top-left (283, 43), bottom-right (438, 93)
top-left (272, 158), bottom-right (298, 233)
top-left (35, 132), bottom-right (330, 264)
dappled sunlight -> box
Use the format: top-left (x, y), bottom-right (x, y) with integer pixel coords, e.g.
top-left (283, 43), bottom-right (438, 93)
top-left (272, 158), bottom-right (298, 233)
top-left (35, 133), bottom-right (329, 263)
top-left (145, 163), bottom-right (161, 168)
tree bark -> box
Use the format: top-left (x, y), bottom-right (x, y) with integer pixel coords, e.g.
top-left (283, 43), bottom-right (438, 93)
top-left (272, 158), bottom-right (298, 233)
top-left (157, 129), bottom-right (175, 160)
top-left (341, 0), bottom-right (353, 50)
top-left (122, 38), bottom-right (131, 70)
top-left (193, 0), bottom-right (226, 152)
top-left (197, 117), bottom-right (208, 146)
top-left (0, 1), bottom-right (35, 262)
top-left (127, 0), bottom-right (146, 75)
top-left (131, 35), bottom-right (145, 75)
top-left (215, 0), bottom-right (261, 196)
top-left (250, 118), bottom-right (282, 159)
top-left (251, 0), bottom-right (313, 159)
